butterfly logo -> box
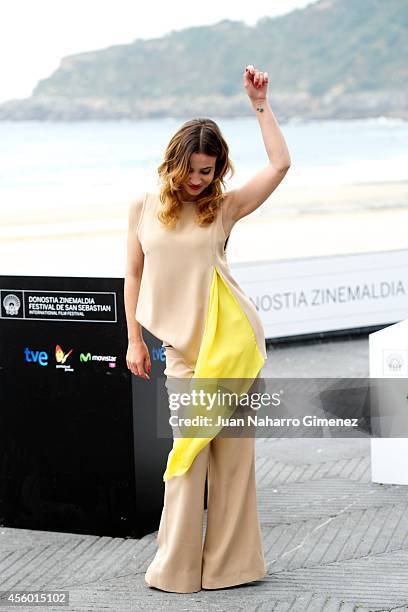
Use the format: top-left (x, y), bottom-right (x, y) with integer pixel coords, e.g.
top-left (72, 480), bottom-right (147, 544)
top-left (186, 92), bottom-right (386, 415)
top-left (55, 344), bottom-right (74, 364)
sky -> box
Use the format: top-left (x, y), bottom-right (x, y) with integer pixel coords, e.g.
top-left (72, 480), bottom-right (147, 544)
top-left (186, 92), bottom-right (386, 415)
top-left (0, 0), bottom-right (319, 103)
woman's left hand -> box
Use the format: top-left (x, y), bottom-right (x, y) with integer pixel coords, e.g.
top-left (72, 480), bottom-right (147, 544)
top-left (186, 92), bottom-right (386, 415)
top-left (243, 64), bottom-right (269, 101)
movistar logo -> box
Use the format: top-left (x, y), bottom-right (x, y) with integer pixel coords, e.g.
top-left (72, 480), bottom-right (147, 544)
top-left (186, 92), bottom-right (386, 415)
top-left (80, 353), bottom-right (92, 362)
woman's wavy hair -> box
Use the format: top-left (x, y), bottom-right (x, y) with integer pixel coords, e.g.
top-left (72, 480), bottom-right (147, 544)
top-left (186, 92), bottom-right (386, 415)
top-left (157, 118), bottom-right (234, 228)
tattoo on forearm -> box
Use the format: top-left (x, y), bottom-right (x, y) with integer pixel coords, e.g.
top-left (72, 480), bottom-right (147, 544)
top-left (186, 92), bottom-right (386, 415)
top-left (255, 106), bottom-right (264, 112)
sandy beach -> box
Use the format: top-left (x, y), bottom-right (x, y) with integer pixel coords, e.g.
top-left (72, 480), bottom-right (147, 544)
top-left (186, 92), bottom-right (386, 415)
top-left (263, 180), bottom-right (408, 214)
top-left (1, 180), bottom-right (407, 228)
top-left (1, 181), bottom-right (407, 277)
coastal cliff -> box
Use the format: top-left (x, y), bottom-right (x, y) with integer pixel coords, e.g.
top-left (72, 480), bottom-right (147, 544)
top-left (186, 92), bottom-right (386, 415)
top-left (1, 0), bottom-right (406, 121)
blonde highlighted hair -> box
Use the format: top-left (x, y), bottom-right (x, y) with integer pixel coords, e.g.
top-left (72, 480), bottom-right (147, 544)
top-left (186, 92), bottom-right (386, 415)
top-left (157, 118), bottom-right (234, 228)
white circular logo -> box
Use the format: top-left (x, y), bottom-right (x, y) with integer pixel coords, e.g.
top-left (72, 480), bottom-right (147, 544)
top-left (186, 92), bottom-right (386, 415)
top-left (3, 293), bottom-right (21, 316)
top-left (386, 352), bottom-right (403, 372)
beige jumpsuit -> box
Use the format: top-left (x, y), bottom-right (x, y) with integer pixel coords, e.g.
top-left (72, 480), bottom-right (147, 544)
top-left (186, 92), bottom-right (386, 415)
top-left (134, 192), bottom-right (267, 592)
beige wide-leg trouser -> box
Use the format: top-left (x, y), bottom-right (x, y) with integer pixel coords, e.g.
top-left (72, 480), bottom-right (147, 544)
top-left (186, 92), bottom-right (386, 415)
top-left (144, 345), bottom-right (267, 593)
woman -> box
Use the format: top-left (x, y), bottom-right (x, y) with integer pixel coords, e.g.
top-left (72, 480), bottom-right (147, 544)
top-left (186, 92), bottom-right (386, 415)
top-left (125, 64), bottom-right (291, 593)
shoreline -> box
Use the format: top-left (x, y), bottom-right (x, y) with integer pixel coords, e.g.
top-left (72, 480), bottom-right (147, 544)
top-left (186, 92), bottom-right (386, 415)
top-left (1, 180), bottom-right (407, 232)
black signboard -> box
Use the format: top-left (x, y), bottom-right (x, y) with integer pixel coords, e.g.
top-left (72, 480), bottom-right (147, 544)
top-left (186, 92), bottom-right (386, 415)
top-left (0, 275), bottom-right (171, 538)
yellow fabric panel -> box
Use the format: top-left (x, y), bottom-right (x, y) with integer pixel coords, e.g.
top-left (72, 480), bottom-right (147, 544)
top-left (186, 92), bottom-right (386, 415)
top-left (163, 266), bottom-right (265, 481)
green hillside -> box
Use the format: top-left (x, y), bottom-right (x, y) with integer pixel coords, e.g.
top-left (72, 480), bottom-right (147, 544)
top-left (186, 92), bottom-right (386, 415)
top-left (1, 0), bottom-right (406, 120)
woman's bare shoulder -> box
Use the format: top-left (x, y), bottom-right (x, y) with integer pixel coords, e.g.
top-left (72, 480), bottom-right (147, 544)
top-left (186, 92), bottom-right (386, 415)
top-left (130, 192), bottom-right (146, 205)
top-left (128, 193), bottom-right (148, 228)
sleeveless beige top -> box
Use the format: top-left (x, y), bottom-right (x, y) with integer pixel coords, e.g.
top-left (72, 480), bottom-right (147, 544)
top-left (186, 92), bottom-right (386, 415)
top-left (135, 192), bottom-right (267, 369)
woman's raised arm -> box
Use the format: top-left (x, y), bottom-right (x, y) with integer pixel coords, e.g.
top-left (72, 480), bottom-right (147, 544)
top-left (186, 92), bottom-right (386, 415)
top-left (223, 64), bottom-right (291, 234)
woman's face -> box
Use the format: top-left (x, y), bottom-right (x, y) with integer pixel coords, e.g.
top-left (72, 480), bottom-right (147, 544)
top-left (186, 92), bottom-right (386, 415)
top-left (180, 152), bottom-right (217, 200)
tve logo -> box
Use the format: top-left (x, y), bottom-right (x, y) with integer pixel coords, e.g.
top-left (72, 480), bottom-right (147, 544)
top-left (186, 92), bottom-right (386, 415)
top-left (151, 346), bottom-right (166, 362)
top-left (24, 348), bottom-right (48, 366)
